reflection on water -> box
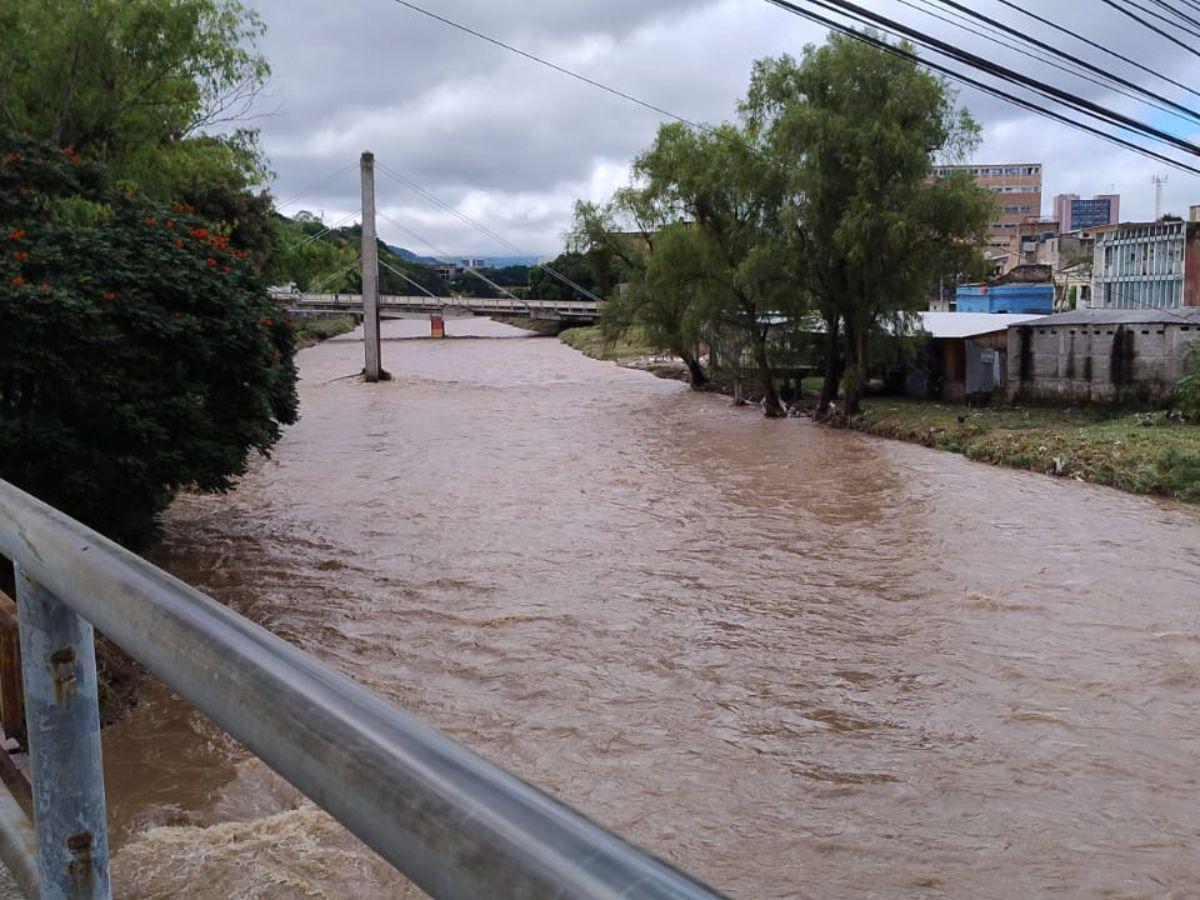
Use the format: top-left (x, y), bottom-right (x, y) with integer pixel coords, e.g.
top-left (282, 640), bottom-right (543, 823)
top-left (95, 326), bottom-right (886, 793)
top-left (103, 316), bottom-right (1200, 897)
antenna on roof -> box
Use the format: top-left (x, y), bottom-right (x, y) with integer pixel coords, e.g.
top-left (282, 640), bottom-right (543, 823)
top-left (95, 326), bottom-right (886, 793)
top-left (1152, 174), bottom-right (1168, 219)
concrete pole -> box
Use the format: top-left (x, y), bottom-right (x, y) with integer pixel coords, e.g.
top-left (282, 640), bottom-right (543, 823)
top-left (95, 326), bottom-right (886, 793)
top-left (15, 565), bottom-right (110, 899)
top-left (360, 151), bottom-right (383, 382)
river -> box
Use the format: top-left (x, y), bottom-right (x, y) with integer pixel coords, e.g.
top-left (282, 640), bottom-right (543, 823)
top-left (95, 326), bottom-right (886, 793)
top-left (95, 315), bottom-right (1200, 898)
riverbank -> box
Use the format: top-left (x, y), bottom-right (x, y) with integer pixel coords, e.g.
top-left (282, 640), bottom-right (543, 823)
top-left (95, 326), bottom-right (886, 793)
top-left (553, 327), bottom-right (1200, 503)
top-left (845, 399), bottom-right (1200, 502)
top-left (292, 314), bottom-right (358, 348)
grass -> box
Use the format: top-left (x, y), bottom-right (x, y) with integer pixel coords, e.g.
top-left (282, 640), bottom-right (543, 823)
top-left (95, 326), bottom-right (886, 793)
top-left (292, 314), bottom-right (358, 348)
top-left (854, 398), bottom-right (1200, 502)
top-left (491, 315), bottom-right (565, 336)
top-left (559, 324), bottom-right (662, 362)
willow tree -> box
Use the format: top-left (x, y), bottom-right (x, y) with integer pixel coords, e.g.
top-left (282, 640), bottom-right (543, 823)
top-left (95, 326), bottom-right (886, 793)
top-left (743, 35), bottom-right (993, 417)
top-left (572, 193), bottom-right (712, 389)
top-left (586, 122), bottom-right (798, 415)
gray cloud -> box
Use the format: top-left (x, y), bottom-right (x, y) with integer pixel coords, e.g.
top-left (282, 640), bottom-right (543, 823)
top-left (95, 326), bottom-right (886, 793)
top-left (245, 0), bottom-right (1200, 254)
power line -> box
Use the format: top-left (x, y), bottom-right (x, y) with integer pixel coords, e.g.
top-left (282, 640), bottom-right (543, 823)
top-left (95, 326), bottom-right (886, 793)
top-left (388, 0), bottom-right (713, 137)
top-left (980, 0), bottom-right (1200, 102)
top-left (762, 0), bottom-right (1200, 176)
top-left (1125, 0), bottom-right (1200, 38)
top-left (900, 0), bottom-right (1199, 127)
top-left (1098, 0), bottom-right (1200, 58)
top-left (1146, 0), bottom-right (1200, 30)
top-left (798, 0), bottom-right (1200, 155)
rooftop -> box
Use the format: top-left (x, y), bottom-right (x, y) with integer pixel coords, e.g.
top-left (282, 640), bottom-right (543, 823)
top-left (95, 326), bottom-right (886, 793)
top-left (1026, 307), bottom-right (1200, 327)
top-left (917, 312), bottom-right (1043, 339)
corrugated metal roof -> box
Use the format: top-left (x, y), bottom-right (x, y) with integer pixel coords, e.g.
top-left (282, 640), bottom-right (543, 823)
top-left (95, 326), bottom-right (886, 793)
top-left (916, 312), bottom-right (1043, 339)
top-left (1023, 307), bottom-right (1200, 326)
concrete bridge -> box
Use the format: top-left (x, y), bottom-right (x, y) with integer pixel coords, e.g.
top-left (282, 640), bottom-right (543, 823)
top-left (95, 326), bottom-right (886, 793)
top-left (274, 291), bottom-right (601, 322)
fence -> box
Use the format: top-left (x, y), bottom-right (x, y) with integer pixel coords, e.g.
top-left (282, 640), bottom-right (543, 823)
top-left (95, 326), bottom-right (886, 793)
top-left (0, 479), bottom-right (722, 899)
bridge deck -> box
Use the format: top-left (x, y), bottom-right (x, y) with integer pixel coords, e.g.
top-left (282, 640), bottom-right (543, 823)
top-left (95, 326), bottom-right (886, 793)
top-left (273, 292), bottom-right (600, 321)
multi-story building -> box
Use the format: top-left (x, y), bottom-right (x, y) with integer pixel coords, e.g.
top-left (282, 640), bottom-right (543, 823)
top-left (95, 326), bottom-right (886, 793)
top-left (1091, 220), bottom-right (1200, 309)
top-left (931, 162), bottom-right (1043, 260)
top-left (1052, 193), bottom-right (1120, 233)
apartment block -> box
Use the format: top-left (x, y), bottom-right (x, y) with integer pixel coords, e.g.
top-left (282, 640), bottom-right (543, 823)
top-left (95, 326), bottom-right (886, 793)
top-left (931, 162), bottom-right (1043, 260)
top-left (1053, 193), bottom-right (1120, 233)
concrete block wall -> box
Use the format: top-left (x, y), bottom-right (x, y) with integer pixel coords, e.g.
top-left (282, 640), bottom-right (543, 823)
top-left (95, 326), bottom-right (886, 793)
top-left (1008, 321), bottom-right (1200, 402)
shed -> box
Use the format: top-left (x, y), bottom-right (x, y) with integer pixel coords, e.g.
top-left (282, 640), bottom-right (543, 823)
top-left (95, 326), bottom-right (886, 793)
top-left (911, 313), bottom-right (1043, 401)
top-left (1008, 307), bottom-right (1200, 402)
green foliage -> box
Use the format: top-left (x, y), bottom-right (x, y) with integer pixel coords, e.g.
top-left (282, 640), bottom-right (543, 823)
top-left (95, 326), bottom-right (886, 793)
top-left (1173, 342), bottom-right (1200, 421)
top-left (293, 314), bottom-right (358, 348)
top-left (0, 129), bottom-right (297, 547)
top-left (0, 0), bottom-right (268, 158)
top-left (266, 215), bottom-right (450, 297)
top-left (745, 38), bottom-right (994, 414)
top-left (0, 0), bottom-right (275, 264)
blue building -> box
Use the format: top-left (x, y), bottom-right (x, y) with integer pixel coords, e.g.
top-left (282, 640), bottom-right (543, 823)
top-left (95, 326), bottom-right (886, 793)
top-left (955, 283), bottom-right (1054, 314)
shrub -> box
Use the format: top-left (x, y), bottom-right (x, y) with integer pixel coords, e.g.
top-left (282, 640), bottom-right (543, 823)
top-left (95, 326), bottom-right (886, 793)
top-left (0, 129), bottom-right (297, 547)
top-left (1175, 342), bottom-right (1200, 421)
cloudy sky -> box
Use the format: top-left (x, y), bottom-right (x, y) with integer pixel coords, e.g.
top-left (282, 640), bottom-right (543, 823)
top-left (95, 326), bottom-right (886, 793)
top-left (246, 0), bottom-right (1200, 257)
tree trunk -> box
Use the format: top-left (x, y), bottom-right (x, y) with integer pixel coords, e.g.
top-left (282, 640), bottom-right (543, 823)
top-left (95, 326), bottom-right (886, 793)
top-left (682, 353), bottom-right (708, 390)
top-left (752, 329), bottom-right (784, 418)
top-left (816, 314), bottom-right (840, 420)
top-left (840, 319), bottom-right (867, 417)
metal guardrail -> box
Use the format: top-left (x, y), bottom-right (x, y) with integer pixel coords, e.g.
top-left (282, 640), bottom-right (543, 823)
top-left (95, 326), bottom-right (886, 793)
top-left (0, 479), bottom-right (723, 899)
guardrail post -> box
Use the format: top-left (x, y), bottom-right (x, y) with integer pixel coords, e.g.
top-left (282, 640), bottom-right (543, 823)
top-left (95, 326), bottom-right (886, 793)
top-left (15, 564), bottom-right (110, 899)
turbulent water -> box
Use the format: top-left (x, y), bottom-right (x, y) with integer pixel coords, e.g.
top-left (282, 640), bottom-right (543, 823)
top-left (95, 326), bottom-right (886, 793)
top-left (97, 316), bottom-right (1200, 898)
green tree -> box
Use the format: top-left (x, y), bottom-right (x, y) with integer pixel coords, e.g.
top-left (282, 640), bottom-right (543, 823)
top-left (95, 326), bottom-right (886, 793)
top-left (0, 129), bottom-right (297, 547)
top-left (631, 122), bottom-right (796, 415)
top-left (743, 37), bottom-right (993, 416)
top-left (0, 0), bottom-right (276, 264)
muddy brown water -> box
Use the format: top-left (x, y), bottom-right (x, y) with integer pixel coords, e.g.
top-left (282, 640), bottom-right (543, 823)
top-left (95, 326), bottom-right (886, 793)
top-left (96, 316), bottom-right (1200, 898)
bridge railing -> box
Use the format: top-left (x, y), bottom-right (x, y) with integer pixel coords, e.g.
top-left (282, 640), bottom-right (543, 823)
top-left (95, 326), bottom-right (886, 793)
top-left (0, 479), bottom-right (721, 899)
top-left (273, 292), bottom-right (601, 316)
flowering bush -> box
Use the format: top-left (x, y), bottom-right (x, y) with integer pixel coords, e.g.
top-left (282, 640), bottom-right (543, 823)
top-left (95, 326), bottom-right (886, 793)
top-left (0, 129), bottom-right (297, 547)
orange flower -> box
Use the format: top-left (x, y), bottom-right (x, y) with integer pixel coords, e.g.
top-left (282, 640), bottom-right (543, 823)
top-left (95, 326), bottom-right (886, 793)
top-left (101, 291), bottom-right (117, 302)
top-left (165, 220), bottom-right (174, 229)
top-left (144, 216), bottom-right (157, 227)
top-left (6, 152), bottom-right (19, 163)
top-left (260, 317), bottom-right (273, 327)
top-left (206, 257), bottom-right (217, 267)
top-left (39, 283), bottom-right (49, 291)
top-left (8, 229), bottom-right (25, 240)
top-left (11, 277), bottom-right (24, 287)
top-left (222, 266), bottom-right (231, 273)
top-left (176, 239), bottom-right (185, 249)
top-left (190, 227), bottom-right (208, 240)
top-left (11, 251), bottom-right (28, 261)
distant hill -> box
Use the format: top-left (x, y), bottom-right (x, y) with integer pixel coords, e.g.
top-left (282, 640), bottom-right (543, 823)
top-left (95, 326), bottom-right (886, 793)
top-left (384, 246), bottom-right (544, 269)
top-left (385, 244), bottom-right (442, 266)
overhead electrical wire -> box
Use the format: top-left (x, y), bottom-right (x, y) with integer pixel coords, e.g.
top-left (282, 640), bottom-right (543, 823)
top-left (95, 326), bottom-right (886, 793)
top-left (1132, 0), bottom-right (1200, 36)
top-left (761, 0), bottom-right (1200, 176)
top-left (385, 0), bottom-right (1200, 204)
top-left (1098, 0), bottom-right (1200, 59)
top-left (1146, 0), bottom-right (1200, 30)
top-left (899, 0), bottom-right (1199, 127)
top-left (792, 0), bottom-right (1200, 154)
top-left (987, 0), bottom-right (1200, 101)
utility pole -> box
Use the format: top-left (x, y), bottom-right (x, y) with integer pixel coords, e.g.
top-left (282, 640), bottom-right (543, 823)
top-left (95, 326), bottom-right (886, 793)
top-left (360, 151), bottom-right (384, 381)
top-left (1152, 173), bottom-right (1168, 221)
